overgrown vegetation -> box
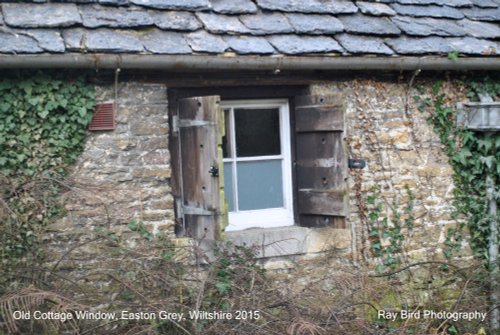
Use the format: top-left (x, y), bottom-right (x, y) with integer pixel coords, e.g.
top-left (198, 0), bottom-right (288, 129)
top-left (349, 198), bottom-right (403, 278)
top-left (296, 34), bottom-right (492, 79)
top-left (0, 74), bottom-right (495, 334)
top-left (0, 72), bottom-right (95, 291)
top-left (414, 78), bottom-right (499, 265)
top-left (367, 185), bottom-right (415, 273)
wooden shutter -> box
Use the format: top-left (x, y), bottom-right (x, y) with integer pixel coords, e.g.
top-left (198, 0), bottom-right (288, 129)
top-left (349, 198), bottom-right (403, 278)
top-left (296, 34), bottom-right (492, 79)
top-left (295, 95), bottom-right (348, 228)
top-left (172, 96), bottom-right (226, 240)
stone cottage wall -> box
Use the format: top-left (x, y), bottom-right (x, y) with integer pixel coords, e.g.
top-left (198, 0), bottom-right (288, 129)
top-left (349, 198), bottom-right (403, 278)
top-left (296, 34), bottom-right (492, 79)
top-left (45, 82), bottom-right (174, 270)
top-left (311, 79), bottom-right (470, 263)
top-left (46, 77), bottom-right (471, 272)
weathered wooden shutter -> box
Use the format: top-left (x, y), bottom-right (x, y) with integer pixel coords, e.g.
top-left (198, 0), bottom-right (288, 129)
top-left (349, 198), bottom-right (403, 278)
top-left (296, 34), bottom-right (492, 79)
top-left (172, 96), bottom-right (226, 240)
top-left (295, 95), bottom-right (348, 228)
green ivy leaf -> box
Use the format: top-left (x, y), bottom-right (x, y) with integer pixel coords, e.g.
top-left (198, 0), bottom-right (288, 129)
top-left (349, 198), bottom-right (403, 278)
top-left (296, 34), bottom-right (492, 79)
top-left (479, 156), bottom-right (494, 170)
top-left (38, 110), bottom-right (49, 119)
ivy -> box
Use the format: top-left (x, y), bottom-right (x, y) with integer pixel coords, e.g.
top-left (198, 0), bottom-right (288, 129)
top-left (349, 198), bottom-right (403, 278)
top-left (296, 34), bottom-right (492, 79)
top-left (0, 72), bottom-right (94, 286)
top-left (367, 185), bottom-right (415, 273)
top-left (416, 78), bottom-right (499, 266)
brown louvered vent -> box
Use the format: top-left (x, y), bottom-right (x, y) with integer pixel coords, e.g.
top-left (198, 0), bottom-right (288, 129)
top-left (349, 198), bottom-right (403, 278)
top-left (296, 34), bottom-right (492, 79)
top-left (89, 102), bottom-right (116, 131)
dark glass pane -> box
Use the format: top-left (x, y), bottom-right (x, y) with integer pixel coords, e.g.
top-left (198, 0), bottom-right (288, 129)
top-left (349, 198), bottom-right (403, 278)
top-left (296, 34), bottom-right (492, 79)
top-left (234, 108), bottom-right (281, 157)
top-left (222, 109), bottom-right (231, 158)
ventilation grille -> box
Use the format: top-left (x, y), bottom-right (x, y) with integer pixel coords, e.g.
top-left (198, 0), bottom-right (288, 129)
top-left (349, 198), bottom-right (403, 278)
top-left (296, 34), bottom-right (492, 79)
top-left (89, 102), bottom-right (116, 131)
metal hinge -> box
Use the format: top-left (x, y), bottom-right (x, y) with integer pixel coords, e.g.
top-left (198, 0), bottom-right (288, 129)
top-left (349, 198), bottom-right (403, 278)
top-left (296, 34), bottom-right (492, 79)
top-left (172, 115), bottom-right (211, 132)
top-left (176, 200), bottom-right (213, 217)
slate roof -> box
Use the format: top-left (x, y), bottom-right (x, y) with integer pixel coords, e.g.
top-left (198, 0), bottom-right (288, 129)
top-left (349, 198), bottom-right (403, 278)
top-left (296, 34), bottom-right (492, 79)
top-left (0, 0), bottom-right (499, 57)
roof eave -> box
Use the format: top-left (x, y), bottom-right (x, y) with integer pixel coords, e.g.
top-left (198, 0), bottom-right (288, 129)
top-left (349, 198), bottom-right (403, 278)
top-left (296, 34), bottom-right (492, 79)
top-left (0, 54), bottom-right (499, 71)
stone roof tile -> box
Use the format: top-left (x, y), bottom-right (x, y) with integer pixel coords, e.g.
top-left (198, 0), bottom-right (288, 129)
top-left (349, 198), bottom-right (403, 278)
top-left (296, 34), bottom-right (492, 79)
top-left (142, 31), bottom-right (191, 53)
top-left (286, 14), bottom-right (344, 34)
top-left (392, 16), bottom-right (467, 36)
top-left (447, 37), bottom-right (498, 55)
top-left (397, 0), bottom-right (473, 7)
top-left (211, 0), bottom-right (257, 14)
top-left (62, 28), bottom-right (86, 51)
top-left (130, 0), bottom-right (210, 10)
top-left (385, 36), bottom-right (452, 54)
top-left (256, 0), bottom-right (358, 14)
top-left (240, 13), bottom-right (294, 35)
top-left (196, 13), bottom-right (250, 34)
top-left (457, 18), bottom-right (500, 38)
top-left (469, 0), bottom-right (498, 8)
top-left (98, 0), bottom-right (130, 5)
top-left (185, 30), bottom-right (229, 53)
top-left (335, 34), bottom-right (393, 54)
top-left (391, 4), bottom-right (465, 19)
top-left (21, 29), bottom-right (66, 53)
top-left (152, 11), bottom-right (202, 31)
top-left (267, 35), bottom-right (343, 54)
top-left (2, 3), bottom-right (82, 28)
top-left (462, 7), bottom-right (500, 21)
top-left (0, 31), bottom-right (44, 53)
top-left (223, 35), bottom-right (275, 54)
top-left (80, 5), bottom-right (154, 28)
top-left (339, 14), bottom-right (401, 35)
top-left (86, 29), bottom-right (144, 52)
top-left (356, 2), bottom-right (396, 16)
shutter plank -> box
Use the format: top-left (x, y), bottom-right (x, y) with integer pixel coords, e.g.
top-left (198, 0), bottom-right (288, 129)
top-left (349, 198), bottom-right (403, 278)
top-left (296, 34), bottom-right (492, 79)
top-left (295, 95), bottom-right (343, 132)
top-left (295, 94), bottom-right (347, 228)
top-left (298, 189), bottom-right (347, 216)
top-left (177, 96), bottom-right (225, 239)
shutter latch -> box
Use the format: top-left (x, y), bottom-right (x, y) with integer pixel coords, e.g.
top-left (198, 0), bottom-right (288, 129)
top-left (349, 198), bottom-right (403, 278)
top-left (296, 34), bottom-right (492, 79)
top-left (208, 165), bottom-right (219, 177)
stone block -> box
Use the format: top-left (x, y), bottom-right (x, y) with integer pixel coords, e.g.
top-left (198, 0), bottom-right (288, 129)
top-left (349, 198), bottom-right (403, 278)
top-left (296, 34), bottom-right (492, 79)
top-left (130, 123), bottom-right (168, 136)
top-left (132, 167), bottom-right (171, 180)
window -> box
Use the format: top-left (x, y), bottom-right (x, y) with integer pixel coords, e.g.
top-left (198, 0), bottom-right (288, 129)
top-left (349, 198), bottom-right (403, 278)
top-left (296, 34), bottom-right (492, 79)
top-left (169, 89), bottom-right (348, 240)
top-left (221, 100), bottom-right (294, 231)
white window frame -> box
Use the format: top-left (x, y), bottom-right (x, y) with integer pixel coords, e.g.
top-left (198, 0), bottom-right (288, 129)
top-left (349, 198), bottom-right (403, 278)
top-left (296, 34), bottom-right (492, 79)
top-left (221, 99), bottom-right (294, 231)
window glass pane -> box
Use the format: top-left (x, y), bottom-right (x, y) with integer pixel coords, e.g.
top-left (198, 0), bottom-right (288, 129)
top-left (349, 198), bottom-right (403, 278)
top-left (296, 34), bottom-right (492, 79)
top-left (223, 162), bottom-right (234, 212)
top-left (237, 160), bottom-right (283, 210)
top-left (235, 108), bottom-right (281, 157)
top-left (222, 109), bottom-right (231, 158)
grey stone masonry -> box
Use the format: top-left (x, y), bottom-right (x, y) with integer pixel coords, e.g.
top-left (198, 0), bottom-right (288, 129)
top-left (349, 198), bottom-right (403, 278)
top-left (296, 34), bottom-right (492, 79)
top-left (185, 30), bottom-right (229, 53)
top-left (339, 15), bottom-right (401, 35)
top-left (457, 19), bottom-right (500, 39)
top-left (0, 31), bottom-right (43, 53)
top-left (130, 0), bottom-right (210, 10)
top-left (0, 0), bottom-right (498, 57)
top-left (386, 36), bottom-right (452, 54)
top-left (240, 13), bottom-right (294, 35)
top-left (86, 29), bottom-right (144, 52)
top-left (336, 34), bottom-right (393, 54)
top-left (286, 14), bottom-right (344, 34)
top-left (64, 82), bottom-right (174, 241)
top-left (196, 13), bottom-right (250, 34)
top-left (21, 30), bottom-right (66, 53)
top-left (256, 0), bottom-right (358, 14)
top-left (356, 1), bottom-right (396, 16)
top-left (390, 4), bottom-right (465, 19)
top-left (392, 16), bottom-right (467, 36)
top-left (462, 7), bottom-right (500, 21)
top-left (80, 5), bottom-right (154, 28)
top-left (397, 0), bottom-right (473, 6)
top-left (223, 35), bottom-right (275, 54)
top-left (141, 31), bottom-right (191, 54)
top-left (152, 11), bottom-right (202, 31)
top-left (267, 35), bottom-right (344, 54)
top-left (3, 3), bottom-right (82, 28)
top-left (211, 0), bottom-right (257, 14)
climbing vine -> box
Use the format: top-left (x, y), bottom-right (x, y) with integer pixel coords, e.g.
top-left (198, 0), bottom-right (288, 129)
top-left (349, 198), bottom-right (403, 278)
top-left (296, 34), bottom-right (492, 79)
top-left (0, 72), bottom-right (94, 286)
top-left (367, 185), bottom-right (415, 273)
top-left (415, 78), bottom-right (499, 265)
